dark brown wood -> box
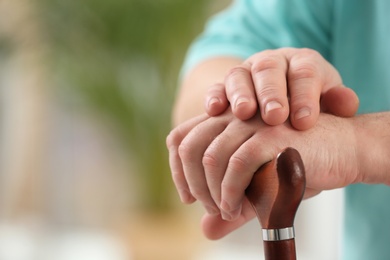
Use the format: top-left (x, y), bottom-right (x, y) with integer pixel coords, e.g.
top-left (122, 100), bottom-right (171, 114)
top-left (245, 147), bottom-right (305, 260)
top-left (264, 240), bottom-right (296, 260)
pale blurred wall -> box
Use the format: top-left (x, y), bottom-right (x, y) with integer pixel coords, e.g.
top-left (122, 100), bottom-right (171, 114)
top-left (0, 0), bottom-right (136, 259)
top-left (0, 0), bottom-right (50, 220)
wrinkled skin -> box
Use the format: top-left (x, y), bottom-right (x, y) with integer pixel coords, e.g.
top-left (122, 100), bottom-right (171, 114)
top-left (204, 48), bottom-right (359, 130)
top-left (167, 109), bottom-right (360, 239)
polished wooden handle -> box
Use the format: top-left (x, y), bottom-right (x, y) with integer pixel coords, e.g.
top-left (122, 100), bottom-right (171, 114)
top-left (246, 147), bottom-right (305, 260)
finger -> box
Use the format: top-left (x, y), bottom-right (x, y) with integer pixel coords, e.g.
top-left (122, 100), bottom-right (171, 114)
top-left (166, 114), bottom-right (209, 204)
top-left (247, 51), bottom-right (290, 125)
top-left (179, 116), bottom-right (228, 215)
top-left (203, 122), bottom-right (254, 208)
top-left (169, 146), bottom-right (196, 204)
top-left (321, 87), bottom-right (359, 117)
top-left (303, 188), bottom-right (322, 200)
top-left (201, 198), bottom-right (256, 240)
top-left (204, 83), bottom-right (229, 116)
top-left (224, 65), bottom-right (258, 120)
top-left (286, 49), bottom-right (326, 130)
top-left (220, 135), bottom-right (275, 221)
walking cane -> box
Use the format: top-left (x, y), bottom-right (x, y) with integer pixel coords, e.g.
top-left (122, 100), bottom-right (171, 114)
top-left (246, 147), bottom-right (306, 260)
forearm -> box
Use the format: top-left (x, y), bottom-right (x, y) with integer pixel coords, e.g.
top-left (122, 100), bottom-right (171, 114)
top-left (353, 112), bottom-right (390, 186)
top-left (172, 57), bottom-right (243, 126)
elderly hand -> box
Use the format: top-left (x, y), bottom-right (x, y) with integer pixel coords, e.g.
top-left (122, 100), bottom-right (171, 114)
top-left (167, 109), bottom-right (363, 239)
top-left (205, 48), bottom-right (359, 130)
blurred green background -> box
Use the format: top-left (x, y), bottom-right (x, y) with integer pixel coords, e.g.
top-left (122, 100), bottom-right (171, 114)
top-left (37, 0), bottom-right (210, 211)
top-left (3, 0), bottom-right (222, 211)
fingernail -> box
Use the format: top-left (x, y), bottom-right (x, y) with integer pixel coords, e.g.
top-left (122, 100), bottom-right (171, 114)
top-left (220, 199), bottom-right (231, 212)
top-left (221, 211), bottom-right (232, 221)
top-left (207, 97), bottom-right (221, 109)
top-left (295, 107), bottom-right (311, 120)
top-left (205, 205), bottom-right (220, 215)
top-left (220, 200), bottom-right (241, 221)
top-left (179, 189), bottom-right (193, 203)
top-left (229, 206), bottom-right (241, 220)
top-left (234, 97), bottom-right (250, 108)
top-left (265, 101), bottom-right (283, 114)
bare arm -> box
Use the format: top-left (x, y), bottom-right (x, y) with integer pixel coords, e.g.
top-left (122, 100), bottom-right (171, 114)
top-left (354, 112), bottom-right (390, 186)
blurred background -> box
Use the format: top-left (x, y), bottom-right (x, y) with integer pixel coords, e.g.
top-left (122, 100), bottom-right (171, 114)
top-left (0, 0), bottom-right (344, 259)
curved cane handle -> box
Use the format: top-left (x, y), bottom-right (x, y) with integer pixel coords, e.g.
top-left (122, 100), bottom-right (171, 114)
top-left (245, 147), bottom-right (306, 260)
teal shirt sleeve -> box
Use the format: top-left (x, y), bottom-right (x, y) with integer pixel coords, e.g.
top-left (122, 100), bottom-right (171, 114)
top-left (181, 0), bottom-right (334, 76)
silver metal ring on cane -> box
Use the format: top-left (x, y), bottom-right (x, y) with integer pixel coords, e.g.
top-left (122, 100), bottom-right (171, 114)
top-left (262, 227), bottom-right (295, 241)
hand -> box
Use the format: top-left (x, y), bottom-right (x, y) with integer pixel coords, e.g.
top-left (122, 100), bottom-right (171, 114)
top-left (205, 48), bottom-right (359, 130)
top-left (166, 109), bottom-right (360, 239)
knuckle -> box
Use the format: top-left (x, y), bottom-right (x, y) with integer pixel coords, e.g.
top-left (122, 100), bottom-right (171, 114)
top-left (251, 55), bottom-right (280, 74)
top-left (170, 169), bottom-right (182, 182)
top-left (225, 66), bottom-right (248, 82)
top-left (221, 181), bottom-right (240, 198)
top-left (202, 151), bottom-right (220, 170)
top-left (207, 83), bottom-right (226, 99)
top-left (189, 186), bottom-right (207, 200)
top-left (228, 153), bottom-right (250, 174)
top-left (209, 82), bottom-right (225, 93)
top-left (178, 141), bottom-right (194, 162)
top-left (251, 49), bottom-right (275, 60)
top-left (289, 62), bottom-right (318, 81)
top-left (288, 48), bottom-right (323, 82)
top-left (166, 130), bottom-right (179, 150)
top-left (298, 48), bottom-right (320, 57)
top-left (166, 123), bottom-right (188, 149)
top-left (290, 92), bottom-right (311, 105)
top-left (257, 83), bottom-right (280, 98)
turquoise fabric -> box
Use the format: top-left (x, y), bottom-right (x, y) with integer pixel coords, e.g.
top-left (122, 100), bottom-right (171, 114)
top-left (181, 0), bottom-right (390, 259)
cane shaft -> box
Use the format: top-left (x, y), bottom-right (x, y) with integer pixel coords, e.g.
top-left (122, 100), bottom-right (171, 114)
top-left (264, 239), bottom-right (296, 260)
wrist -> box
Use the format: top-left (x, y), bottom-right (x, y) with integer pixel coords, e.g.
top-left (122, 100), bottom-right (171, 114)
top-left (353, 113), bottom-right (390, 186)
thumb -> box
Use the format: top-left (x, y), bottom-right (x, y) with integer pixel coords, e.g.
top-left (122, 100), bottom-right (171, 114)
top-left (201, 198), bottom-right (256, 240)
top-left (320, 87), bottom-right (359, 117)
